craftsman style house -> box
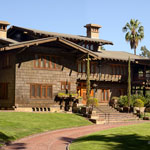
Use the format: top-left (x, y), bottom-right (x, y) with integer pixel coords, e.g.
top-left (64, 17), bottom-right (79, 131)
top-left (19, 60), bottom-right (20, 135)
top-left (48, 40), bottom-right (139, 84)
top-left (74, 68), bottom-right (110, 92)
top-left (0, 21), bottom-right (149, 111)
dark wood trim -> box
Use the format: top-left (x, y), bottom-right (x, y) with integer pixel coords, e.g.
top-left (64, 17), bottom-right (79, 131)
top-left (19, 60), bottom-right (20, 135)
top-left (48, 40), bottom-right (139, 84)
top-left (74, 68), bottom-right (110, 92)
top-left (30, 84), bottom-right (53, 99)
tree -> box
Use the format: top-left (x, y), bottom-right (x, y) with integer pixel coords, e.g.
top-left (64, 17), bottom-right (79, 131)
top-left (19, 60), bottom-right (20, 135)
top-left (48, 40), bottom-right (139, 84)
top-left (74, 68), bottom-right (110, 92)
top-left (122, 19), bottom-right (144, 55)
top-left (128, 57), bottom-right (131, 109)
top-left (140, 46), bottom-right (150, 58)
top-left (86, 53), bottom-right (90, 106)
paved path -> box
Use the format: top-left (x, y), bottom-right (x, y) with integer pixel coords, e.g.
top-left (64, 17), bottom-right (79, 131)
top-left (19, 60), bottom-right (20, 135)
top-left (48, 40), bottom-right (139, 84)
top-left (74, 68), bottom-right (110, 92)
top-left (3, 121), bottom-right (149, 150)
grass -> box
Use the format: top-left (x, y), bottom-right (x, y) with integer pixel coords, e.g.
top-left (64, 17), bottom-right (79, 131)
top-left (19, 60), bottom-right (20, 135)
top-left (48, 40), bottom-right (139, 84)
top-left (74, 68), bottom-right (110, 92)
top-left (70, 123), bottom-right (150, 150)
top-left (0, 112), bottom-right (92, 146)
top-left (145, 112), bottom-right (150, 117)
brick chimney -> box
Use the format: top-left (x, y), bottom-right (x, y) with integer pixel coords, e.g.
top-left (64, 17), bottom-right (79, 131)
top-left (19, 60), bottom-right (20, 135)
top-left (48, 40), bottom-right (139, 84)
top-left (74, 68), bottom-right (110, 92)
top-left (84, 24), bottom-right (102, 39)
top-left (0, 21), bottom-right (10, 38)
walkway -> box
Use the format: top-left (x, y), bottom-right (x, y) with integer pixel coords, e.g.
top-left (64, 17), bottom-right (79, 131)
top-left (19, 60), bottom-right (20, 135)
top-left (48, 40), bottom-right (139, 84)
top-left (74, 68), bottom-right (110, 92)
top-left (3, 121), bottom-right (148, 150)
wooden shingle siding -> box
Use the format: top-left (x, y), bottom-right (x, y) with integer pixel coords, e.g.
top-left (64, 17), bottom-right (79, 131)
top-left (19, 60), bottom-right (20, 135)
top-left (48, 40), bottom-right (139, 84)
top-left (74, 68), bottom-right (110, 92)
top-left (15, 47), bottom-right (77, 107)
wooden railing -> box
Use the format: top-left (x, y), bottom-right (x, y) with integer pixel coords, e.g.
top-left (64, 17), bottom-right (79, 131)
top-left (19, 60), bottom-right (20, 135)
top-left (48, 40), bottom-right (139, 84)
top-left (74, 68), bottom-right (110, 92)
top-left (77, 73), bottom-right (127, 82)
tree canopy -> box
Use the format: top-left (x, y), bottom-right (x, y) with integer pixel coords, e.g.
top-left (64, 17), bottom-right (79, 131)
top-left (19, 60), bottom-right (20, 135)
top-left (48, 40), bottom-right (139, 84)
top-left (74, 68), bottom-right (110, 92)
top-left (122, 19), bottom-right (144, 55)
top-left (140, 46), bottom-right (150, 58)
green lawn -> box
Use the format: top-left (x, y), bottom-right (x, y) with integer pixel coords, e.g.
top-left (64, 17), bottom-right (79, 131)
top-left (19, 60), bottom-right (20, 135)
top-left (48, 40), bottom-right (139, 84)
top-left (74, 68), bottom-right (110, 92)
top-left (0, 112), bottom-right (92, 146)
top-left (145, 113), bottom-right (150, 117)
top-left (70, 123), bottom-right (150, 150)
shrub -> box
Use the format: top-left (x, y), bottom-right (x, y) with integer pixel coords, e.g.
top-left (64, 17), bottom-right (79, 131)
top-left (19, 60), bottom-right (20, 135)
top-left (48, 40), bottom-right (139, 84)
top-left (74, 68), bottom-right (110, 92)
top-left (145, 94), bottom-right (150, 107)
top-left (133, 99), bottom-right (144, 107)
top-left (87, 97), bottom-right (98, 108)
top-left (118, 95), bottom-right (128, 107)
top-left (131, 95), bottom-right (146, 106)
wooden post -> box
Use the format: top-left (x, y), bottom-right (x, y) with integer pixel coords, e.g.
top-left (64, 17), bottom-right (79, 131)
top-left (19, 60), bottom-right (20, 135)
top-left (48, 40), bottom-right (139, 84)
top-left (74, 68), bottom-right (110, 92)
top-left (128, 57), bottom-right (131, 109)
top-left (86, 53), bottom-right (90, 106)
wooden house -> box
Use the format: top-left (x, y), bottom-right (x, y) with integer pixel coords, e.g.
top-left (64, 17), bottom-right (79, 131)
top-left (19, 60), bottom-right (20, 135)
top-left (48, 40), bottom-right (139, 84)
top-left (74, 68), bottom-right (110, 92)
top-left (0, 21), bottom-right (150, 111)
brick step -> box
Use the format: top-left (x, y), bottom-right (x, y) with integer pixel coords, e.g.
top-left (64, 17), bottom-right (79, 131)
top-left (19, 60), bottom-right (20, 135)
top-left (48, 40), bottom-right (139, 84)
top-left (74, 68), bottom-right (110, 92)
top-left (98, 114), bottom-right (136, 118)
top-left (101, 117), bottom-right (139, 121)
top-left (98, 115), bottom-right (138, 119)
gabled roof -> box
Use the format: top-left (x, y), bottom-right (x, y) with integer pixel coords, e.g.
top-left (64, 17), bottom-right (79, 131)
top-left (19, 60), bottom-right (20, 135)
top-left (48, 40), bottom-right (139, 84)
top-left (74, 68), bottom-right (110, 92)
top-left (94, 50), bottom-right (149, 62)
top-left (0, 37), bottom-right (19, 44)
top-left (0, 37), bottom-right (99, 58)
top-left (8, 26), bottom-right (113, 45)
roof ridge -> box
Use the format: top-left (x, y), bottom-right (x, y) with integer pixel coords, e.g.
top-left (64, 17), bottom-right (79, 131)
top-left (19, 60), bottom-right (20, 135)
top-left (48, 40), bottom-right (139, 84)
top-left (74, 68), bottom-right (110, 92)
top-left (8, 25), bottom-right (113, 45)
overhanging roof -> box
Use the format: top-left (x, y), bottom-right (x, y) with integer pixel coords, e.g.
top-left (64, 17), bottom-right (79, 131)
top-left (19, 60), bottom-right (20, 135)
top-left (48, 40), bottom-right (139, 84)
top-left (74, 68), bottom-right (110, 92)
top-left (94, 50), bottom-right (149, 62)
top-left (0, 37), bottom-right (99, 58)
top-left (8, 26), bottom-right (113, 45)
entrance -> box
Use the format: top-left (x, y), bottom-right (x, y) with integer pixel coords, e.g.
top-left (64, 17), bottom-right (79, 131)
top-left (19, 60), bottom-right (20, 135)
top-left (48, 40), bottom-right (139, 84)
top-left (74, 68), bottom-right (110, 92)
top-left (99, 89), bottom-right (110, 103)
top-left (77, 82), bottom-right (93, 104)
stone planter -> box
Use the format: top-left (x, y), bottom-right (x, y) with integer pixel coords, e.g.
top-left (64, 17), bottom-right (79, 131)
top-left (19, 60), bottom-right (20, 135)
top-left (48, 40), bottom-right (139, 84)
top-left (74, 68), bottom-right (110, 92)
top-left (133, 107), bottom-right (145, 114)
top-left (81, 106), bottom-right (91, 115)
top-left (140, 107), bottom-right (146, 114)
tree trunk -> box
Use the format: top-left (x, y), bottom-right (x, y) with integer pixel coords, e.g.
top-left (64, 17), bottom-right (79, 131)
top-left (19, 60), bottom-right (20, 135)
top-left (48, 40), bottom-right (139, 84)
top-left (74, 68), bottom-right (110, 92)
top-left (134, 48), bottom-right (136, 55)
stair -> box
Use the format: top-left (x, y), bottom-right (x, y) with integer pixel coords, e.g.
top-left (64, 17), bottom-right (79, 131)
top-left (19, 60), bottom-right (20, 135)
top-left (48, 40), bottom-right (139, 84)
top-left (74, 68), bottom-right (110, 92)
top-left (88, 105), bottom-right (140, 124)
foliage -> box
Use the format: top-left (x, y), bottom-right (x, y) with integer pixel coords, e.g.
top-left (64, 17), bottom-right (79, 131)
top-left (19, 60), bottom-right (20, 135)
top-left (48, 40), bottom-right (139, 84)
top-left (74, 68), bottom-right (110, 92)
top-left (58, 92), bottom-right (77, 98)
top-left (118, 95), bottom-right (128, 107)
top-left (86, 53), bottom-right (91, 106)
top-left (112, 97), bottom-right (119, 100)
top-left (122, 19), bottom-right (144, 55)
top-left (86, 97), bottom-right (98, 108)
top-left (133, 99), bottom-right (144, 107)
top-left (127, 57), bottom-right (131, 107)
top-left (58, 92), bottom-right (69, 97)
top-left (70, 123), bottom-right (150, 150)
top-left (140, 46), bottom-right (150, 58)
top-left (118, 94), bottom-right (150, 107)
top-left (0, 112), bottom-right (92, 147)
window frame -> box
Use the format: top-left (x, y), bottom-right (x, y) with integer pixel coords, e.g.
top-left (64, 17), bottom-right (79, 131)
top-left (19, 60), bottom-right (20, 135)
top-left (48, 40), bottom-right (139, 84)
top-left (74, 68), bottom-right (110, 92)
top-left (61, 81), bottom-right (71, 91)
top-left (30, 84), bottom-right (53, 99)
top-left (101, 89), bottom-right (109, 101)
top-left (34, 54), bottom-right (61, 70)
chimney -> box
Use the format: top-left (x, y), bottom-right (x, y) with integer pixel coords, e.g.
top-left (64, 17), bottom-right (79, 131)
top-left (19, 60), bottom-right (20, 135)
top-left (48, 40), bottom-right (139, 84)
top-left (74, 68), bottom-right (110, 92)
top-left (0, 21), bottom-right (10, 38)
top-left (84, 24), bottom-right (102, 39)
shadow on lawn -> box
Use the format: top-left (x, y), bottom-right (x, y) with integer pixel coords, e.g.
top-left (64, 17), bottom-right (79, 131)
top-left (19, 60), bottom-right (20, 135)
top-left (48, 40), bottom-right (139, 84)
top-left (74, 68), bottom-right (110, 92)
top-left (0, 132), bottom-right (15, 145)
top-left (0, 132), bottom-right (26, 149)
top-left (71, 134), bottom-right (150, 150)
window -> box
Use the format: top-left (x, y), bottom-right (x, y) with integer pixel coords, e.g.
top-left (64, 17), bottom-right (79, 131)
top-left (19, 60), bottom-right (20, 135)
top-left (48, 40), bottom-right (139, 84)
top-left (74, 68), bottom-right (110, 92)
top-left (138, 70), bottom-right (144, 78)
top-left (30, 84), bottom-right (52, 99)
top-left (77, 61), bottom-right (86, 73)
top-left (101, 89), bottom-right (109, 101)
top-left (111, 64), bottom-right (127, 76)
top-left (0, 83), bottom-right (8, 99)
top-left (34, 54), bottom-right (61, 70)
top-left (91, 62), bottom-right (98, 73)
top-left (77, 61), bottom-right (98, 74)
top-left (61, 81), bottom-right (71, 90)
top-left (1, 54), bottom-right (10, 69)
top-left (90, 44), bottom-right (94, 50)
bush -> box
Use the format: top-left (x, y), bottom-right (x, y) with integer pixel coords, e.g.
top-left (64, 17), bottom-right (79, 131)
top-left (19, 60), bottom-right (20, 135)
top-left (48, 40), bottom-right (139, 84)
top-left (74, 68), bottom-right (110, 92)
top-left (133, 99), bottom-right (144, 107)
top-left (118, 96), bottom-right (128, 107)
top-left (145, 94), bottom-right (150, 107)
top-left (87, 97), bottom-right (98, 108)
top-left (131, 95), bottom-right (146, 106)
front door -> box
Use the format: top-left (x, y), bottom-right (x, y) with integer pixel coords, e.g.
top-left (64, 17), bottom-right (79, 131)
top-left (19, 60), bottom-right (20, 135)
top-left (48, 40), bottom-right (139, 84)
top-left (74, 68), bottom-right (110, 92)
top-left (77, 82), bottom-right (94, 104)
top-left (100, 89), bottom-right (110, 103)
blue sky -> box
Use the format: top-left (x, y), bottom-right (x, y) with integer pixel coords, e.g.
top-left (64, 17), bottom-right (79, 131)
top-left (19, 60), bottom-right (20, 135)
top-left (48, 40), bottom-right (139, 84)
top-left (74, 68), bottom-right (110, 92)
top-left (0, 0), bottom-right (150, 54)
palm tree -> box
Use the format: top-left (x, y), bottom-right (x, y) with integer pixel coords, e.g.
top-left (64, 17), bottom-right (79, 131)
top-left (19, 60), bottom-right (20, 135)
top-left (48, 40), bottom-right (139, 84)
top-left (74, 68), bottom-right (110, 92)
top-left (122, 19), bottom-right (144, 55)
